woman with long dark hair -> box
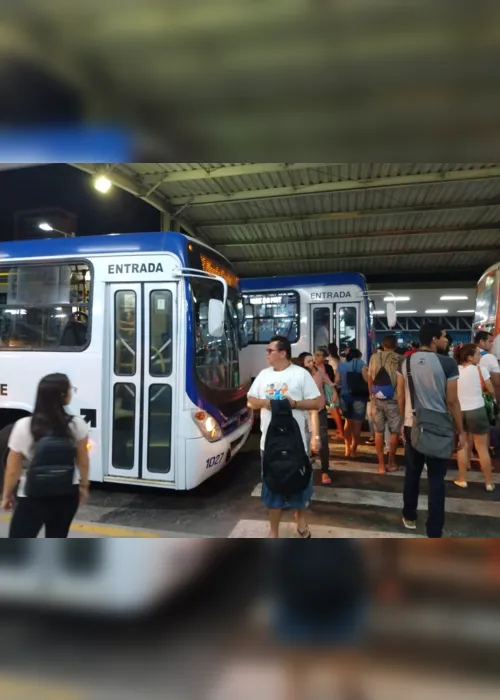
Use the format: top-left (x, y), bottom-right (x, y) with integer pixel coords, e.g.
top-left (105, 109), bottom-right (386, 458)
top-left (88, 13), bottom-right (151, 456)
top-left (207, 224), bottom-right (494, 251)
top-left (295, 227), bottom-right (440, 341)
top-left (1, 373), bottom-right (90, 537)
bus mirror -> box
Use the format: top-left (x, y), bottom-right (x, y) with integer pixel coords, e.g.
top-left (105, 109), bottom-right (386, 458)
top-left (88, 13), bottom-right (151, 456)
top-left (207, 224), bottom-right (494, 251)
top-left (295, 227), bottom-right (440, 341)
top-left (208, 299), bottom-right (225, 338)
top-left (386, 301), bottom-right (397, 328)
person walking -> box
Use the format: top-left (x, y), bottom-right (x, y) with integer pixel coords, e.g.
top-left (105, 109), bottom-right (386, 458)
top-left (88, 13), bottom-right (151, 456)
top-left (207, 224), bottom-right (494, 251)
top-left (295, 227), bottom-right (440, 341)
top-left (1, 373), bottom-right (90, 538)
top-left (326, 343), bottom-right (345, 439)
top-left (397, 324), bottom-right (466, 538)
top-left (453, 343), bottom-right (496, 492)
top-left (247, 336), bottom-right (322, 538)
top-left (335, 349), bottom-right (369, 458)
top-left (474, 331), bottom-right (500, 402)
top-left (299, 352), bottom-right (333, 485)
top-left (368, 335), bottom-right (402, 474)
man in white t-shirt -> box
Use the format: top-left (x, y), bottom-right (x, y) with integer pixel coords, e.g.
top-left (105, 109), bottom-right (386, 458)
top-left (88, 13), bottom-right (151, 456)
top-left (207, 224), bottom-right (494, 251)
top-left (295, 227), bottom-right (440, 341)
top-left (248, 335), bottom-right (322, 538)
top-left (475, 331), bottom-right (500, 402)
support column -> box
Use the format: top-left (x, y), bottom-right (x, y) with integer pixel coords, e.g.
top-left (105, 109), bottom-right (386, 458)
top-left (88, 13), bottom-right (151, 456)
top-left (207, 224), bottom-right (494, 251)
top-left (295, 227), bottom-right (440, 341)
top-left (160, 211), bottom-right (171, 231)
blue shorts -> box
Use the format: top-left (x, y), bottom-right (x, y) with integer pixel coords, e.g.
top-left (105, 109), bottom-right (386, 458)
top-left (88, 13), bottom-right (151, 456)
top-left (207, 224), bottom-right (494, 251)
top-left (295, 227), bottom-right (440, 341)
top-left (340, 397), bottom-right (367, 422)
top-left (273, 599), bottom-right (370, 648)
top-left (261, 452), bottom-right (313, 510)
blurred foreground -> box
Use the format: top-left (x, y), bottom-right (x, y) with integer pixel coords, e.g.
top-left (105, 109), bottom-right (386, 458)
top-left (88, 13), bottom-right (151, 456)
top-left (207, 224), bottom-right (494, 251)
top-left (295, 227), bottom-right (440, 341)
top-left (0, 540), bottom-right (498, 698)
top-left (1, 1), bottom-right (500, 158)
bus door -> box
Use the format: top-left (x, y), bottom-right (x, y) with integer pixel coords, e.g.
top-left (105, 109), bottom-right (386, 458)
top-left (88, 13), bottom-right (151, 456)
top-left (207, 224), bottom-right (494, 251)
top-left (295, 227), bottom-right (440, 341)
top-left (336, 303), bottom-right (360, 354)
top-left (107, 282), bottom-right (176, 483)
top-left (311, 304), bottom-right (334, 352)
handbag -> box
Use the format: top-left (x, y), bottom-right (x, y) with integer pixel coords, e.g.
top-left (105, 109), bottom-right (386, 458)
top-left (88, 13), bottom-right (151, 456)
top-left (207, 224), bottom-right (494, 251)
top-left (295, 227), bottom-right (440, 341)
top-left (346, 359), bottom-right (369, 400)
top-left (407, 354), bottom-right (455, 459)
top-left (477, 366), bottom-right (498, 426)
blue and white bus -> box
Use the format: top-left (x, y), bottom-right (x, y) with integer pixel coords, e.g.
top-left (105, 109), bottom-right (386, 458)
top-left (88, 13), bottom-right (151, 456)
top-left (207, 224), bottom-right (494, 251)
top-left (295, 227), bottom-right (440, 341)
top-left (240, 272), bottom-right (375, 382)
top-left (0, 232), bottom-right (252, 491)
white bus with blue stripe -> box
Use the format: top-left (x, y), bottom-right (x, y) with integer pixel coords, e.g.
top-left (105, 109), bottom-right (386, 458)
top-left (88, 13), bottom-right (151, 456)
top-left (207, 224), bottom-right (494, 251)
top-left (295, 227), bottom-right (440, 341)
top-left (0, 232), bottom-right (252, 491)
top-left (240, 272), bottom-right (375, 381)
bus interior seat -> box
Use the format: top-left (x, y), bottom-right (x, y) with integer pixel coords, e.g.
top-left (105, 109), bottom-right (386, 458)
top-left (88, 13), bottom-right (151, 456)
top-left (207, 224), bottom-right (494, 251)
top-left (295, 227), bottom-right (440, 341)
top-left (59, 320), bottom-right (88, 348)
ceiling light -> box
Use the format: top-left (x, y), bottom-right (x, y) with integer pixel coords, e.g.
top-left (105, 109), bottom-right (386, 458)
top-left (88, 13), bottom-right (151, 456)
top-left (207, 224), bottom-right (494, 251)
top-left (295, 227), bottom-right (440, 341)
top-left (440, 295), bottom-right (468, 301)
top-left (396, 310), bottom-right (417, 314)
top-left (384, 296), bottom-right (410, 302)
top-left (372, 310), bottom-right (385, 315)
top-left (94, 176), bottom-right (112, 193)
top-left (425, 309), bottom-right (448, 314)
top-left (457, 309), bottom-right (475, 313)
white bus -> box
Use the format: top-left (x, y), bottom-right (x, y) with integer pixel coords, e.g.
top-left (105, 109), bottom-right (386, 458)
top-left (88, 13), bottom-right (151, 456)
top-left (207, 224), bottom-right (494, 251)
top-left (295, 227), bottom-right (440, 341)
top-left (0, 232), bottom-right (252, 491)
top-left (240, 272), bottom-right (376, 381)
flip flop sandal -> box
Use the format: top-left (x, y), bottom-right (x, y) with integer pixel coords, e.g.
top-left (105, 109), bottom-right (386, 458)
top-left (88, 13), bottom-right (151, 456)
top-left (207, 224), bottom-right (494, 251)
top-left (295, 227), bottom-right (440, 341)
top-left (297, 526), bottom-right (312, 538)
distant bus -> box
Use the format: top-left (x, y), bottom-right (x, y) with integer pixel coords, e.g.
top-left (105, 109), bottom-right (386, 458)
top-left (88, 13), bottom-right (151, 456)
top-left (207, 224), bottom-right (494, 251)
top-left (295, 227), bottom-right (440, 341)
top-left (474, 262), bottom-right (500, 360)
top-left (240, 273), bottom-right (375, 382)
top-left (0, 232), bottom-right (252, 491)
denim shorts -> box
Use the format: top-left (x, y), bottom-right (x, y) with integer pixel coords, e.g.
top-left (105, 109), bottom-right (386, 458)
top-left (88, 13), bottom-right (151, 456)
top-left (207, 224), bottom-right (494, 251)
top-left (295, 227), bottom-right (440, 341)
top-left (340, 397), bottom-right (367, 422)
top-left (261, 452), bottom-right (313, 510)
top-left (273, 598), bottom-right (370, 648)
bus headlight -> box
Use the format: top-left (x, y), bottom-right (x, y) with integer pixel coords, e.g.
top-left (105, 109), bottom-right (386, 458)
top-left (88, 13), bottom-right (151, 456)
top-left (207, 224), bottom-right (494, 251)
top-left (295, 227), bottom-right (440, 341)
top-left (192, 411), bottom-right (223, 442)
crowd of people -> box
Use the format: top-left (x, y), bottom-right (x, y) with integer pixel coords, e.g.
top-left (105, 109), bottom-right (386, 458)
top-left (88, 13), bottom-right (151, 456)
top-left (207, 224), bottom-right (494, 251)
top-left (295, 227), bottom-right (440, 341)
top-left (248, 326), bottom-right (500, 539)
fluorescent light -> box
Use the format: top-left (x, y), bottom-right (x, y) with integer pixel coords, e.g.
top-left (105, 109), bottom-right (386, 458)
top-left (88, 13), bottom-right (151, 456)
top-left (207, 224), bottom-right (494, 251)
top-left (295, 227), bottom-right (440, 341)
top-left (425, 309), bottom-right (448, 314)
top-left (440, 295), bottom-right (468, 301)
top-left (372, 310), bottom-right (385, 315)
top-left (384, 296), bottom-right (410, 302)
top-left (397, 310), bottom-right (417, 314)
top-left (39, 222), bottom-right (53, 231)
top-left (94, 176), bottom-right (112, 193)
top-left (457, 309), bottom-right (475, 313)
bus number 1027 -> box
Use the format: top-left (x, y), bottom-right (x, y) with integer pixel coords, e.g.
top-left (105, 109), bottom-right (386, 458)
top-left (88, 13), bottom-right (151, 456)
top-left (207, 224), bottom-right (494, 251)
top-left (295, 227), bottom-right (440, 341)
top-left (206, 453), bottom-right (225, 469)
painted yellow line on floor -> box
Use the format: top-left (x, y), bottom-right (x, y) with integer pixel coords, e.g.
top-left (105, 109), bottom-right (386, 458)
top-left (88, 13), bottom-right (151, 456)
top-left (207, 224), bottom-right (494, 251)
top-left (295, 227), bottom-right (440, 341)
top-left (0, 673), bottom-right (84, 699)
top-left (0, 513), bottom-right (161, 538)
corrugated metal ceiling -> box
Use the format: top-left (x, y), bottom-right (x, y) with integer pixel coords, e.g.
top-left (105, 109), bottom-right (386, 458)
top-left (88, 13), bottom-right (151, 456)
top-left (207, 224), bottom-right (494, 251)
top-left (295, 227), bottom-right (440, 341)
top-left (71, 162), bottom-right (500, 282)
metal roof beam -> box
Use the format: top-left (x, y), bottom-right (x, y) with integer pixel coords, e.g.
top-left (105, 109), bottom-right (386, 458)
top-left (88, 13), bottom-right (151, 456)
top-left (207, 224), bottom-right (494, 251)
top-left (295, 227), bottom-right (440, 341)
top-left (70, 163), bottom-right (202, 241)
top-left (142, 163), bottom-right (323, 183)
top-left (232, 246), bottom-right (500, 266)
top-left (170, 167), bottom-right (500, 207)
top-left (213, 225), bottom-right (500, 249)
top-left (201, 198), bottom-right (500, 230)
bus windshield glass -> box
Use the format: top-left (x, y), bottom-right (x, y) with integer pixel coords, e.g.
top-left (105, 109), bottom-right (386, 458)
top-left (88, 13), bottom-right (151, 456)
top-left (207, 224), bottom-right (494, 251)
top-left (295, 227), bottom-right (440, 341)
top-left (0, 261), bottom-right (91, 350)
top-left (191, 278), bottom-right (242, 391)
top-left (475, 270), bottom-right (498, 326)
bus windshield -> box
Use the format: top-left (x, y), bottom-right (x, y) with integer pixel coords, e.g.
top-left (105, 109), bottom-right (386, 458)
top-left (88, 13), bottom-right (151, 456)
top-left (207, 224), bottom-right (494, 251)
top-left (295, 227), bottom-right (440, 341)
top-left (475, 270), bottom-right (498, 326)
top-left (191, 278), bottom-right (243, 391)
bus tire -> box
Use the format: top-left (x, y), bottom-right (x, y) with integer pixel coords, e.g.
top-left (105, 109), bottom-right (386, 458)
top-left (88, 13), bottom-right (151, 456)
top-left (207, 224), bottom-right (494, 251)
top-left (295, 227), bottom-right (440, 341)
top-left (0, 424), bottom-right (14, 492)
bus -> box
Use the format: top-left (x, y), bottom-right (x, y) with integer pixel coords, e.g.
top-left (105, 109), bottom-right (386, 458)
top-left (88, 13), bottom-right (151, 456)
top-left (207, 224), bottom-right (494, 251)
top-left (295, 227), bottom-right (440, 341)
top-left (240, 272), bottom-right (375, 382)
top-left (0, 232), bottom-right (252, 491)
top-left (474, 262), bottom-right (500, 360)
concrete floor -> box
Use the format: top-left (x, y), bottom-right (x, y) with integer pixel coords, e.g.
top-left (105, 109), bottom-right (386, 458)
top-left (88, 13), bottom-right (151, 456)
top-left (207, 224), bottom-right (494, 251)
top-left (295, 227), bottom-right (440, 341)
top-left (1, 433), bottom-right (499, 538)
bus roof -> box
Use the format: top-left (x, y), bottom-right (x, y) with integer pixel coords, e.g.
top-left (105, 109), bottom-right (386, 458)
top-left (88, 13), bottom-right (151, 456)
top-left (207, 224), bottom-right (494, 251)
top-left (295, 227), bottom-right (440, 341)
top-left (240, 271), bottom-right (367, 291)
top-left (0, 231), bottom-right (232, 265)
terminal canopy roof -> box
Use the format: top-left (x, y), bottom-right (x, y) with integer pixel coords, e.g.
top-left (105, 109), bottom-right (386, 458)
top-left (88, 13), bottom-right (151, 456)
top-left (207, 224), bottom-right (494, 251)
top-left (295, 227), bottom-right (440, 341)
top-left (71, 163), bottom-right (500, 284)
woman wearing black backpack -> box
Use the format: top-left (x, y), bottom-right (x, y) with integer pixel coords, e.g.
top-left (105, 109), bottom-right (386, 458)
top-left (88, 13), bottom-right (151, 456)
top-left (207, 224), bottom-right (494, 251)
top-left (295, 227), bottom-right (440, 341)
top-left (1, 373), bottom-right (89, 538)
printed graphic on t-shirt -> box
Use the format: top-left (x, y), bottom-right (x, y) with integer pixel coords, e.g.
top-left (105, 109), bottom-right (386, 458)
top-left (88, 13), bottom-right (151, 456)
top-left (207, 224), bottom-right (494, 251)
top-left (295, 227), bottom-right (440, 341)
top-left (265, 382), bottom-right (289, 400)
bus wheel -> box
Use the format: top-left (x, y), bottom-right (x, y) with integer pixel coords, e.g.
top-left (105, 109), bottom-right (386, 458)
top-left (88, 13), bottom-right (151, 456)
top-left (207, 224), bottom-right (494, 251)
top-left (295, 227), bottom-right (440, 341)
top-left (0, 424), bottom-right (14, 492)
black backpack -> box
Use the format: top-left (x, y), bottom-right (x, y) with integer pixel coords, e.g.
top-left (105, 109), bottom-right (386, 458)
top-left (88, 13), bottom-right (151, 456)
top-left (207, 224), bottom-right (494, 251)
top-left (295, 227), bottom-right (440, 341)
top-left (346, 359), bottom-right (369, 399)
top-left (262, 400), bottom-right (312, 497)
top-left (26, 431), bottom-right (76, 498)
top-left (272, 540), bottom-right (369, 617)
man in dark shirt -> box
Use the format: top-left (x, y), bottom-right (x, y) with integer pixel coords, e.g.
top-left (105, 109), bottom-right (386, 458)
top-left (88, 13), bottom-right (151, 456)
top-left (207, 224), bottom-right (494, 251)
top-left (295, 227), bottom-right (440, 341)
top-left (397, 323), bottom-right (465, 538)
